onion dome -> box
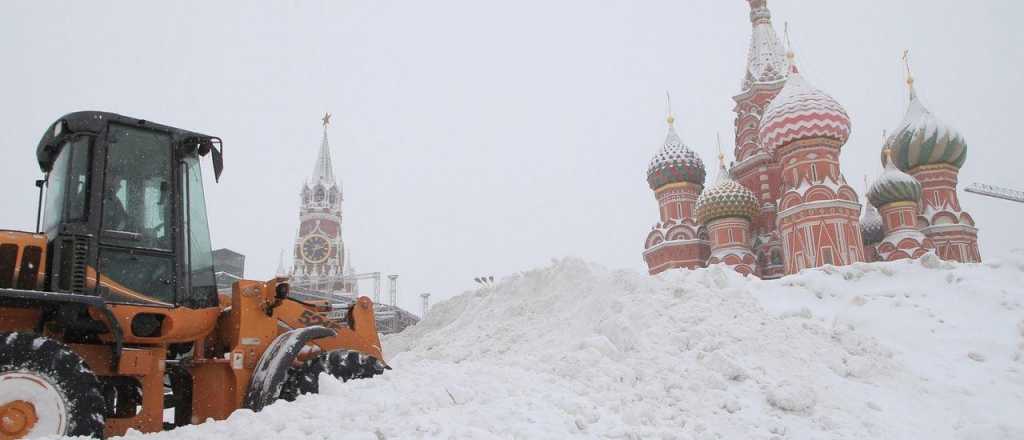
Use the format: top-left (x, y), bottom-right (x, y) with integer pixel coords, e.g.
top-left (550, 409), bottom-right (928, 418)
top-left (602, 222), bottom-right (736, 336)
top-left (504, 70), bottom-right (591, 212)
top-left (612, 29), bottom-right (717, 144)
top-left (883, 78), bottom-right (967, 171)
top-left (868, 148), bottom-right (922, 208)
top-left (759, 60), bottom-right (851, 154)
top-left (695, 159), bottom-right (759, 224)
top-left (860, 202), bottom-right (884, 245)
top-left (647, 115), bottom-right (706, 190)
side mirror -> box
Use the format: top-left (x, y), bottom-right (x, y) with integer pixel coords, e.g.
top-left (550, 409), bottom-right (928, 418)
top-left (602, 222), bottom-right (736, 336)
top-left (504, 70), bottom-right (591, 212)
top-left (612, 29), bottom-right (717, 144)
top-left (211, 145), bottom-right (224, 182)
top-left (178, 136), bottom-right (224, 182)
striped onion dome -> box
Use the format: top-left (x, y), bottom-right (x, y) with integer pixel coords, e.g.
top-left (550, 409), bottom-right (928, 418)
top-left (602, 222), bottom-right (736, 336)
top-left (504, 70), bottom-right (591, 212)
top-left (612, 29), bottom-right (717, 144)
top-left (883, 82), bottom-right (967, 171)
top-left (647, 117), bottom-right (706, 190)
top-left (759, 63), bottom-right (851, 154)
top-left (868, 150), bottom-right (922, 208)
top-left (695, 162), bottom-right (759, 224)
top-left (860, 202), bottom-right (884, 245)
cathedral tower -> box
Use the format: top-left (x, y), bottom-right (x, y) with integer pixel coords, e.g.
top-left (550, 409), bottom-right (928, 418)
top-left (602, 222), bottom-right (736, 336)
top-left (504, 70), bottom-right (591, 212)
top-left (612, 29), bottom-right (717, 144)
top-left (860, 176), bottom-right (884, 262)
top-left (291, 113), bottom-right (349, 294)
top-left (643, 110), bottom-right (710, 274)
top-left (867, 146), bottom-right (934, 261)
top-left (759, 53), bottom-right (864, 274)
top-left (695, 153), bottom-right (759, 275)
top-left (730, 0), bottom-right (790, 278)
top-left (884, 57), bottom-right (980, 262)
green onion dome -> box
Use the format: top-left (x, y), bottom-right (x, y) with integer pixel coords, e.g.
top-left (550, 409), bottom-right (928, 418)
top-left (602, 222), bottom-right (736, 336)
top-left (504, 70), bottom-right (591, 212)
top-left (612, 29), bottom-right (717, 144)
top-left (647, 116), bottom-right (706, 190)
top-left (695, 161), bottom-right (759, 224)
top-left (868, 149), bottom-right (923, 208)
top-left (883, 81), bottom-right (967, 171)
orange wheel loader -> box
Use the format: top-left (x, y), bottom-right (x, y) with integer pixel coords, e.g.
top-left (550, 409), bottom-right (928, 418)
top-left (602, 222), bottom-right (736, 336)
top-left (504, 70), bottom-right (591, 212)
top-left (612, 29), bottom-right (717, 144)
top-left (0, 112), bottom-right (388, 439)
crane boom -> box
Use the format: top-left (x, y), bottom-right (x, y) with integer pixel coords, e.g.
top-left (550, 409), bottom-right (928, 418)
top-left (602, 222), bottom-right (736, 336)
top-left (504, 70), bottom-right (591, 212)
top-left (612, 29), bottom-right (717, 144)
top-left (964, 183), bottom-right (1024, 204)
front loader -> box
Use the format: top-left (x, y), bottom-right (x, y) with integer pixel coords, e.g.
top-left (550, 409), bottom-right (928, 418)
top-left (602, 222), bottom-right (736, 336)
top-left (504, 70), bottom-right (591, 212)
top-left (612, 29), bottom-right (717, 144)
top-left (0, 112), bottom-right (388, 439)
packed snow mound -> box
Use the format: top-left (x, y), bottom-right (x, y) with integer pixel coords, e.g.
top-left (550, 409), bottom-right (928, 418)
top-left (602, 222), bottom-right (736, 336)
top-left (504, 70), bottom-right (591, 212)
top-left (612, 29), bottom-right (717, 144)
top-left (110, 253), bottom-right (1024, 440)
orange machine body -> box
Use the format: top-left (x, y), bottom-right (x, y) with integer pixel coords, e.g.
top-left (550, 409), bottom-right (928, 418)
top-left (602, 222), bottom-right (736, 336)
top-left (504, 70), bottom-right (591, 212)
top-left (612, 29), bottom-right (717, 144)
top-left (0, 230), bottom-right (385, 437)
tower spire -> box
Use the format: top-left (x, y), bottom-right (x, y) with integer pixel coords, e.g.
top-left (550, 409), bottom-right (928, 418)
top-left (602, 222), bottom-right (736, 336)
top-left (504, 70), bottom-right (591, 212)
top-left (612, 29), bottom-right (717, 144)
top-left (783, 22), bottom-right (799, 74)
top-left (311, 113), bottom-right (336, 185)
top-left (275, 249), bottom-right (288, 277)
top-left (665, 91), bottom-right (675, 126)
top-left (716, 132), bottom-right (726, 169)
top-left (715, 132), bottom-right (731, 183)
top-left (742, 0), bottom-right (789, 88)
top-left (901, 49), bottom-right (917, 100)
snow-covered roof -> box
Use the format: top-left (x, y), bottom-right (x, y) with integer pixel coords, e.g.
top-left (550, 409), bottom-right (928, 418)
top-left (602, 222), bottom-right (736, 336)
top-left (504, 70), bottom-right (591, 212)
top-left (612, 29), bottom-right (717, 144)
top-left (884, 81), bottom-right (967, 171)
top-left (759, 62), bottom-right (851, 154)
top-left (877, 228), bottom-right (929, 249)
top-left (696, 161), bottom-right (759, 224)
top-left (647, 117), bottom-right (706, 190)
top-left (868, 151), bottom-right (922, 208)
top-left (860, 202), bottom-right (884, 245)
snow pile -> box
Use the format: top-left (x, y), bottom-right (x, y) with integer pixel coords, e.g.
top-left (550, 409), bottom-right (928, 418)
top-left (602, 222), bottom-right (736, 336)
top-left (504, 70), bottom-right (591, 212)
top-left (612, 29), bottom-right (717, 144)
top-left (112, 253), bottom-right (1024, 440)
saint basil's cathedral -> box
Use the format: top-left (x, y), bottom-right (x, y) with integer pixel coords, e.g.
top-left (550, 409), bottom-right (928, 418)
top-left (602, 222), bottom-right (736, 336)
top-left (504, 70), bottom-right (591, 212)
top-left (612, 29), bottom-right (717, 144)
top-left (642, 0), bottom-right (981, 278)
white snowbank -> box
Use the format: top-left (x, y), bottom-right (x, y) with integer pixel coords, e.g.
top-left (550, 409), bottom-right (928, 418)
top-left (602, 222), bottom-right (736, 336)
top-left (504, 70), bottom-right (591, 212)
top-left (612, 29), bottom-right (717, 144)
top-left (109, 252), bottom-right (1024, 439)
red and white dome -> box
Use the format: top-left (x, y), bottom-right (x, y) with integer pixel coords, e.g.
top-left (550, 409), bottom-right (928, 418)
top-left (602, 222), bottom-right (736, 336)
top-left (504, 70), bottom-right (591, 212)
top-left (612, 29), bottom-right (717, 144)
top-left (759, 66), bottom-right (851, 154)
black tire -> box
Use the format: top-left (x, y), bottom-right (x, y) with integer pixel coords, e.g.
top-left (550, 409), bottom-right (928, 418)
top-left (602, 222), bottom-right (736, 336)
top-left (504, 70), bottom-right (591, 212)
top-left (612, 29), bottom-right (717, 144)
top-left (279, 350), bottom-right (384, 401)
top-left (0, 331), bottom-right (106, 439)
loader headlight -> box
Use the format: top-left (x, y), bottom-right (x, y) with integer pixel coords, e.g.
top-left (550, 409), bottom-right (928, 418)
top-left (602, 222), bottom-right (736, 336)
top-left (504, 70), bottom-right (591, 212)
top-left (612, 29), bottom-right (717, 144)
top-left (275, 282), bottom-right (290, 300)
top-left (131, 313), bottom-right (164, 338)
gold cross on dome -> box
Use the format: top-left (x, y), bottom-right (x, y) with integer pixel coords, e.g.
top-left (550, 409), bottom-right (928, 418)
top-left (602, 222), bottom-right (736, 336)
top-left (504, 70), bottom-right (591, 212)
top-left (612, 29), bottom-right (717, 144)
top-left (901, 49), bottom-right (914, 85)
top-left (322, 112), bottom-right (332, 127)
top-left (716, 132), bottom-right (726, 167)
top-left (665, 91), bottom-right (675, 125)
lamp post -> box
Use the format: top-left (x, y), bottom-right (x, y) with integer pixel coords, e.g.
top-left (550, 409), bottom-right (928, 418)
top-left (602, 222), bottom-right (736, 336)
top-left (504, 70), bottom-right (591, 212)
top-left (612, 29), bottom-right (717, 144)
top-left (420, 292), bottom-right (431, 317)
top-left (388, 275), bottom-right (399, 306)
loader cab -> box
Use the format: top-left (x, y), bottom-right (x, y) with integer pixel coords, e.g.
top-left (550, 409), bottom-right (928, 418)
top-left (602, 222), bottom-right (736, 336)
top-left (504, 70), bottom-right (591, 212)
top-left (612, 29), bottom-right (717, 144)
top-left (36, 112), bottom-right (224, 309)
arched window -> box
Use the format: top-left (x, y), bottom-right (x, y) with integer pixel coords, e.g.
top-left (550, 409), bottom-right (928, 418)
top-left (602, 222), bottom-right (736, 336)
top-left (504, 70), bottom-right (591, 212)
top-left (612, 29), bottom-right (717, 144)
top-left (315, 187), bottom-right (325, 203)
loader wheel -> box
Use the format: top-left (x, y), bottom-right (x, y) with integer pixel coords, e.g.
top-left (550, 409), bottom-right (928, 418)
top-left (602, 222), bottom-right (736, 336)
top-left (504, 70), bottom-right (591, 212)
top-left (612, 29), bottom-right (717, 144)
top-left (0, 332), bottom-right (106, 439)
top-left (279, 350), bottom-right (385, 401)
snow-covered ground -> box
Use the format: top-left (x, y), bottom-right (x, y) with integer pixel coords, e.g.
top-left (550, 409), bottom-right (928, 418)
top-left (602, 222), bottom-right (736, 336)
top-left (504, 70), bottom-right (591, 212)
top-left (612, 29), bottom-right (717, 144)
top-left (114, 252), bottom-right (1024, 439)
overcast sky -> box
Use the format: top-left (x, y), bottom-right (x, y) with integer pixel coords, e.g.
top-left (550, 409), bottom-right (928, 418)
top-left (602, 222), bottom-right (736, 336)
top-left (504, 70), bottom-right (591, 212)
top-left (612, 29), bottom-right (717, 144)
top-left (2, 1), bottom-right (1021, 314)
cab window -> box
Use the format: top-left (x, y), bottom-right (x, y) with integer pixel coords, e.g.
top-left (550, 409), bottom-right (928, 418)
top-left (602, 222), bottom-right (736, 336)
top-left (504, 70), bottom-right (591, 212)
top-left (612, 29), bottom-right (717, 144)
top-left (99, 124), bottom-right (175, 305)
top-left (102, 124), bottom-right (172, 251)
top-left (41, 137), bottom-right (90, 234)
top-left (181, 155), bottom-right (216, 305)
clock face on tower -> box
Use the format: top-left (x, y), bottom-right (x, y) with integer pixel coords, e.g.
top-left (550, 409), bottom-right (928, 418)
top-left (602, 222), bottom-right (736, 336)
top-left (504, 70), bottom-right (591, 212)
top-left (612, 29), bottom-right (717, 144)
top-left (301, 234), bottom-right (331, 264)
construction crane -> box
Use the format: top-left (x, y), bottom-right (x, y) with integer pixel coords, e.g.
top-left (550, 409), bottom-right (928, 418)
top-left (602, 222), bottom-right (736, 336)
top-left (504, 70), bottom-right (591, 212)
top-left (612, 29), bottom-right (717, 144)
top-left (964, 183), bottom-right (1024, 204)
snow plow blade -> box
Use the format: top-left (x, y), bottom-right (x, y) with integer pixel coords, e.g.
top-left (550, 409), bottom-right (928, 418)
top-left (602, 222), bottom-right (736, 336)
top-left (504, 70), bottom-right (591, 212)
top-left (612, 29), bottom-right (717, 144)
top-left (243, 325), bottom-right (336, 412)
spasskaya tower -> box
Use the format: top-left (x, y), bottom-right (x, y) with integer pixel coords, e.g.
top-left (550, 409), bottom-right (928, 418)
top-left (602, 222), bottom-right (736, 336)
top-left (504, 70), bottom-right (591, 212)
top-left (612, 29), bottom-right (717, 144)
top-left (290, 113), bottom-right (353, 295)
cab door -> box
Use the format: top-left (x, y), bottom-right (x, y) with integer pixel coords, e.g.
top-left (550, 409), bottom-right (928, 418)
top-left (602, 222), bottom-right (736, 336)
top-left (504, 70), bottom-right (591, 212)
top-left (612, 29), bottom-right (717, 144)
top-left (96, 123), bottom-right (178, 306)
